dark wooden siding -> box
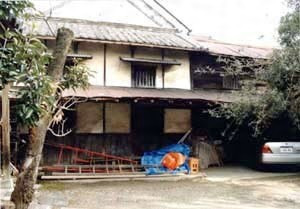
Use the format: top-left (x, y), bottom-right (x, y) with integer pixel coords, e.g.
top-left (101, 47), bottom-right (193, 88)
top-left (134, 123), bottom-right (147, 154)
top-left (191, 52), bottom-right (240, 90)
top-left (43, 133), bottom-right (133, 165)
top-left (42, 133), bottom-right (185, 165)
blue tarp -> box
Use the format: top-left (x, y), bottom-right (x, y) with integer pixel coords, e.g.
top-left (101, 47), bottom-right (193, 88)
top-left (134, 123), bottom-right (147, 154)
top-left (141, 144), bottom-right (190, 175)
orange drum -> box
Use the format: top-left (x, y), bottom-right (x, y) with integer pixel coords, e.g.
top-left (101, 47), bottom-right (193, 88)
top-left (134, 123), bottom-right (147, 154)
top-left (161, 152), bottom-right (186, 170)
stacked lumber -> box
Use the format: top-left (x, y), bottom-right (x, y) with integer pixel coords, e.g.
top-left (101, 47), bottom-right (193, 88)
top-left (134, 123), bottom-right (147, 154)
top-left (192, 138), bottom-right (223, 169)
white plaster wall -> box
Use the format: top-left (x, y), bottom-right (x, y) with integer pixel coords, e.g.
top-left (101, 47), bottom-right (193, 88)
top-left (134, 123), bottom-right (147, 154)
top-left (156, 66), bottom-right (163, 89)
top-left (45, 40), bottom-right (104, 86)
top-left (78, 42), bottom-right (104, 86)
top-left (45, 40), bottom-right (190, 89)
top-left (164, 108), bottom-right (191, 133)
top-left (164, 50), bottom-right (191, 90)
top-left (106, 45), bottom-right (131, 87)
top-left (105, 103), bottom-right (131, 133)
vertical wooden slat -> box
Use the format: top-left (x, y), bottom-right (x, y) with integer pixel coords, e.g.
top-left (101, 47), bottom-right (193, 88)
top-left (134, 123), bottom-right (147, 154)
top-left (136, 70), bottom-right (138, 87)
top-left (130, 46), bottom-right (135, 87)
top-left (103, 102), bottom-right (106, 133)
top-left (103, 44), bottom-right (107, 86)
top-left (138, 70), bottom-right (141, 87)
top-left (143, 71), bottom-right (146, 88)
top-left (142, 71), bottom-right (145, 87)
top-left (137, 70), bottom-right (138, 87)
top-left (141, 70), bottom-right (143, 87)
top-left (162, 49), bottom-right (165, 88)
top-left (189, 52), bottom-right (194, 90)
top-left (151, 70), bottom-right (154, 87)
top-left (149, 71), bottom-right (152, 87)
top-left (153, 67), bottom-right (156, 87)
top-left (133, 66), bottom-right (157, 88)
top-left (146, 71), bottom-right (150, 87)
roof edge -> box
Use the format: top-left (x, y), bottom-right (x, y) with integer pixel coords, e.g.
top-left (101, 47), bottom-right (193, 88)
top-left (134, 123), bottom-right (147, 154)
top-left (35, 16), bottom-right (180, 34)
top-left (37, 35), bottom-right (204, 52)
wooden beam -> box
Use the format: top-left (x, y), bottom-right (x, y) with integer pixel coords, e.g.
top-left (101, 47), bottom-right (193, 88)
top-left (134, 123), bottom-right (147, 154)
top-left (130, 46), bottom-right (135, 87)
top-left (67, 54), bottom-right (92, 59)
top-left (1, 83), bottom-right (11, 179)
top-left (120, 57), bottom-right (181, 65)
top-left (103, 102), bottom-right (106, 133)
top-left (162, 49), bottom-right (165, 88)
top-left (103, 44), bottom-right (107, 86)
top-left (189, 52), bottom-right (194, 90)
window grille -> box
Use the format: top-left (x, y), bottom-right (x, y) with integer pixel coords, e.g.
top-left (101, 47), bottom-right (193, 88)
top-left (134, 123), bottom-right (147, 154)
top-left (133, 65), bottom-right (156, 88)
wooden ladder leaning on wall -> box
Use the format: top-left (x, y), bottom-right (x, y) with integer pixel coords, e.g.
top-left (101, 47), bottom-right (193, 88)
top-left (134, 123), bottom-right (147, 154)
top-left (41, 143), bottom-right (139, 175)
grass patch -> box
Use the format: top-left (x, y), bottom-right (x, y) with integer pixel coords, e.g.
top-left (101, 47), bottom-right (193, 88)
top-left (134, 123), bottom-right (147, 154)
top-left (41, 182), bottom-right (66, 191)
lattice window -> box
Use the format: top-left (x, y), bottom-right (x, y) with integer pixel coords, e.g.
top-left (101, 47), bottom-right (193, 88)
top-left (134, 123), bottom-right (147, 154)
top-left (132, 65), bottom-right (156, 88)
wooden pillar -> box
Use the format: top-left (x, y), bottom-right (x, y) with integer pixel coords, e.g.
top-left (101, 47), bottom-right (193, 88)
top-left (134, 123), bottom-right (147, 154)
top-left (161, 49), bottom-right (165, 89)
top-left (1, 83), bottom-right (11, 179)
top-left (103, 44), bottom-right (107, 86)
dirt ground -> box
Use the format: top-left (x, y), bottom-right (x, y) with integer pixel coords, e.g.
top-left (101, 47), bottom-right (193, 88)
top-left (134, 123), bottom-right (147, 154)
top-left (30, 172), bottom-right (300, 209)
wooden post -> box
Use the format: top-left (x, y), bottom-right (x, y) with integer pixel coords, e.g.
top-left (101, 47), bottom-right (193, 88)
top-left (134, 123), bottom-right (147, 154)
top-left (1, 83), bottom-right (11, 179)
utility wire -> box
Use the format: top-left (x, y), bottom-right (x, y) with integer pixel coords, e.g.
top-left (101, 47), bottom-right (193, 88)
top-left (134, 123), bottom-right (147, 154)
top-left (153, 0), bottom-right (192, 35)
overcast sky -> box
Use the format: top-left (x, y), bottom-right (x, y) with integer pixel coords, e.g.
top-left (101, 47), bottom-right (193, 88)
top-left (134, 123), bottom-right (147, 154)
top-left (32, 0), bottom-right (288, 47)
top-left (160, 0), bottom-right (288, 47)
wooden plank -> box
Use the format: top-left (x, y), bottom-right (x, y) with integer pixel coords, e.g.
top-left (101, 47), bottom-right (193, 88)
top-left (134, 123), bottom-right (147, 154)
top-left (103, 44), bottom-right (107, 86)
top-left (44, 164), bottom-right (140, 168)
top-left (120, 57), bottom-right (181, 65)
top-left (161, 49), bottom-right (165, 88)
top-left (51, 171), bottom-right (144, 176)
top-left (41, 173), bottom-right (188, 180)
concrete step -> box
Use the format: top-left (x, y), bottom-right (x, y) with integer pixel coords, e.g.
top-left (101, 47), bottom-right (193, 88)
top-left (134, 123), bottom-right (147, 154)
top-left (0, 178), bottom-right (14, 202)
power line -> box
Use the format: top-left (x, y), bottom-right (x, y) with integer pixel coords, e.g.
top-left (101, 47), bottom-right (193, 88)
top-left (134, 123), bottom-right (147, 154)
top-left (153, 0), bottom-right (192, 35)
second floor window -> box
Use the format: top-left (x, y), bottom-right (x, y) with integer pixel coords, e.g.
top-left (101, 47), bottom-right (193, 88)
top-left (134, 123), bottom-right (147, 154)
top-left (193, 72), bottom-right (241, 90)
top-left (132, 64), bottom-right (156, 88)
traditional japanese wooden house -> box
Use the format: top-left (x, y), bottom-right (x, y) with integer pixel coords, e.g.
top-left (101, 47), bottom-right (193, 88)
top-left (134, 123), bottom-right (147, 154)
top-left (0, 0), bottom-right (275, 176)
top-left (21, 17), bottom-right (238, 167)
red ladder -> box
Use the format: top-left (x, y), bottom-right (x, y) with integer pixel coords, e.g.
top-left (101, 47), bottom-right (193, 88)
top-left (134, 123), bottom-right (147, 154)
top-left (42, 143), bottom-right (138, 174)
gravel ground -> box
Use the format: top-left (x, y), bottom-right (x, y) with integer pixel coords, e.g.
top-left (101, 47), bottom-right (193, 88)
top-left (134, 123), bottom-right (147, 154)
top-left (29, 174), bottom-right (300, 209)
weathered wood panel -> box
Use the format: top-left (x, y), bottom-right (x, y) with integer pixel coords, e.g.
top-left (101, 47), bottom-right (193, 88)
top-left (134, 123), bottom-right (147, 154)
top-left (164, 108), bottom-right (191, 133)
top-left (105, 103), bottom-right (131, 133)
top-left (76, 102), bottom-right (103, 133)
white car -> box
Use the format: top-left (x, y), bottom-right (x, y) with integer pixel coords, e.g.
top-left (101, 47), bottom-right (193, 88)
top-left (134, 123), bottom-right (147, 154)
top-left (261, 142), bottom-right (300, 164)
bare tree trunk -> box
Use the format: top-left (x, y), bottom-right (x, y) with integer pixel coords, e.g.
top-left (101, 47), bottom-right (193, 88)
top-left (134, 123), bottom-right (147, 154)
top-left (11, 28), bottom-right (74, 209)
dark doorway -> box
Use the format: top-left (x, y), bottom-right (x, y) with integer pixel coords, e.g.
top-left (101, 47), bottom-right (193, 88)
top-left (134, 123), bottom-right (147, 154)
top-left (131, 105), bottom-right (163, 155)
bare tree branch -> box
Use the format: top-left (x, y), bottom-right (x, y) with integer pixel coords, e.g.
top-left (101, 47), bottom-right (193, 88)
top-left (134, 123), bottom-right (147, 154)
top-left (47, 96), bottom-right (88, 137)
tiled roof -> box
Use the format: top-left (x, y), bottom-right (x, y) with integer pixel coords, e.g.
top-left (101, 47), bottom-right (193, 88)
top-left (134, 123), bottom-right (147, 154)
top-left (62, 86), bottom-right (238, 103)
top-left (24, 17), bottom-right (274, 57)
top-left (192, 35), bottom-right (274, 59)
top-left (24, 17), bottom-right (200, 51)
